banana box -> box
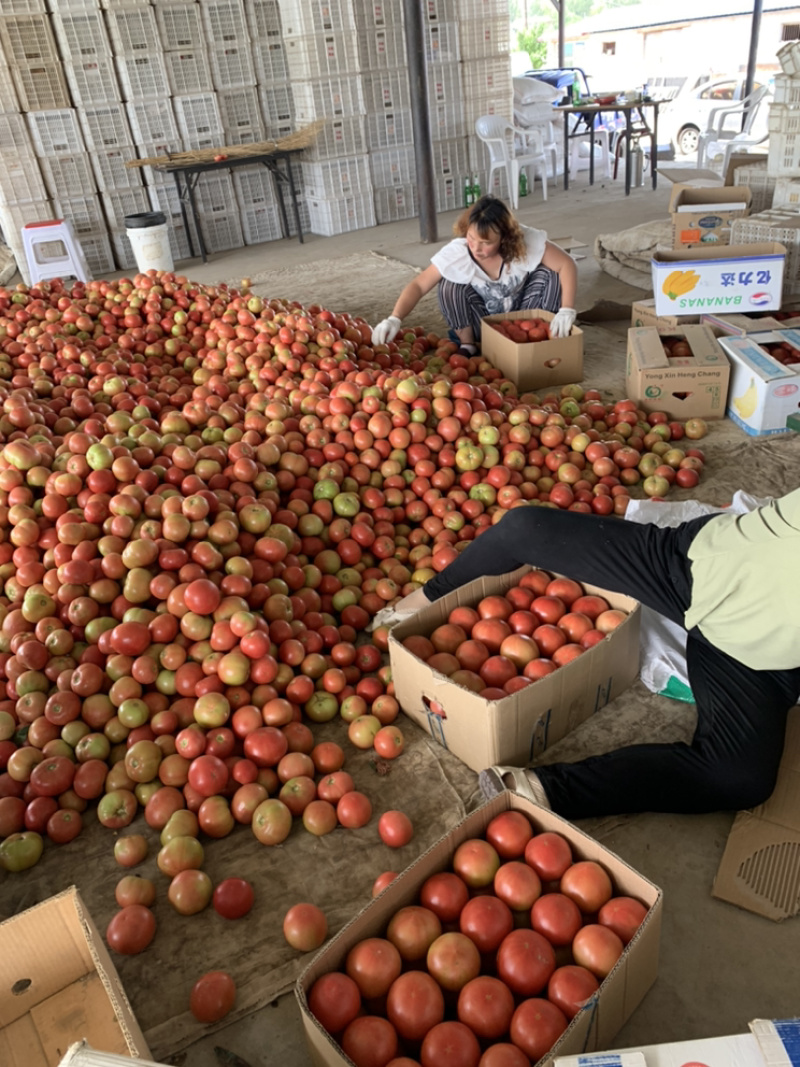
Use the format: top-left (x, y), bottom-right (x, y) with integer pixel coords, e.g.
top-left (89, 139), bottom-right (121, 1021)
top-left (718, 329), bottom-right (800, 435)
top-left (626, 324), bottom-right (730, 419)
top-left (651, 242), bottom-right (786, 316)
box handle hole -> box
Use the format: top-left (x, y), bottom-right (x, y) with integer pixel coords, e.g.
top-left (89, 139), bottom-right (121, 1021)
top-left (12, 978), bottom-right (32, 996)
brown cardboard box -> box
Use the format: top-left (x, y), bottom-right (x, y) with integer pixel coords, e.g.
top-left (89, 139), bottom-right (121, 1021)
top-left (0, 887), bottom-right (151, 1067)
top-left (669, 184), bottom-right (752, 249)
top-left (480, 308), bottom-right (584, 392)
top-left (714, 707), bottom-right (800, 919)
top-left (296, 792), bottom-right (662, 1067)
top-left (700, 311), bottom-right (800, 335)
top-left (388, 565), bottom-right (640, 774)
top-left (631, 298), bottom-right (700, 330)
top-left (626, 324), bottom-right (731, 419)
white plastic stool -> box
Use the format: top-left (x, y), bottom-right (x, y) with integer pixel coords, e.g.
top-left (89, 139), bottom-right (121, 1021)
top-left (570, 127), bottom-right (611, 178)
top-left (21, 218), bottom-right (90, 285)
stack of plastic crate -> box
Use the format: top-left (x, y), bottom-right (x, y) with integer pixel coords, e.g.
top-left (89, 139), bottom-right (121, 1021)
top-left (279, 0), bottom-right (375, 236)
top-left (156, 2), bottom-right (215, 104)
top-left (233, 165), bottom-right (282, 246)
top-left (0, 110), bottom-right (51, 286)
top-left (731, 206), bottom-right (800, 302)
top-left (459, 0), bottom-right (513, 200)
top-left (248, 0), bottom-right (294, 142)
top-left (0, 10), bottom-right (70, 114)
top-left (766, 46), bottom-right (800, 211)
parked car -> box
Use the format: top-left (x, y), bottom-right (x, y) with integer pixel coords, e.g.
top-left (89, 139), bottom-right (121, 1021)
top-left (658, 74), bottom-right (772, 155)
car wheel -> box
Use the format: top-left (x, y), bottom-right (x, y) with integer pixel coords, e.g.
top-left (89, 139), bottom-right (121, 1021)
top-left (677, 126), bottom-right (699, 155)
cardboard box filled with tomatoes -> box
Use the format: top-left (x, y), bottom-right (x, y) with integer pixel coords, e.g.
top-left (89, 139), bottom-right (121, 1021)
top-left (626, 324), bottom-right (731, 421)
top-left (296, 791), bottom-right (662, 1067)
top-left (480, 309), bottom-right (584, 393)
top-left (387, 564), bottom-right (640, 774)
top-left (718, 328), bottom-right (800, 435)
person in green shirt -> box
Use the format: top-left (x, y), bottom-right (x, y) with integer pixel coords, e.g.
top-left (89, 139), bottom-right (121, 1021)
top-left (393, 492), bottom-right (800, 817)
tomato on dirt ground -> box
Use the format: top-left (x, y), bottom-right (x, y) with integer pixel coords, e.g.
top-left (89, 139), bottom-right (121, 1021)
top-left (190, 970), bottom-right (236, 1023)
top-left (106, 904), bottom-right (156, 955)
top-left (213, 877), bottom-right (255, 919)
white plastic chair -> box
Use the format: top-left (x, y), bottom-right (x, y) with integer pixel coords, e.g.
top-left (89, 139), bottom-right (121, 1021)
top-left (696, 85), bottom-right (770, 169)
top-left (474, 115), bottom-right (548, 209)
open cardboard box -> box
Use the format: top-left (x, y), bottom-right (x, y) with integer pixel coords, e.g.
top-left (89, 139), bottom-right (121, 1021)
top-left (388, 565), bottom-right (640, 774)
top-left (668, 184), bottom-right (752, 249)
top-left (296, 791), bottom-right (663, 1067)
top-left (480, 308), bottom-right (584, 392)
top-left (700, 310), bottom-right (800, 336)
top-left (714, 708), bottom-right (800, 919)
top-left (651, 243), bottom-right (786, 316)
top-left (0, 887), bottom-right (151, 1067)
top-left (717, 330), bottom-right (800, 435)
top-left (630, 299), bottom-right (699, 330)
top-left (625, 324), bottom-right (730, 419)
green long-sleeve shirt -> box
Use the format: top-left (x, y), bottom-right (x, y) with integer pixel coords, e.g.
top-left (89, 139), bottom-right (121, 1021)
top-left (685, 487), bottom-right (800, 670)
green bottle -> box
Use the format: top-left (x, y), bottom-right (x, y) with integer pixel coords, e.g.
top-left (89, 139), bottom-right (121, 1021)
top-left (464, 175), bottom-right (474, 207)
top-left (471, 173), bottom-right (481, 201)
top-left (519, 170), bottom-right (528, 197)
top-left (572, 78), bottom-right (581, 105)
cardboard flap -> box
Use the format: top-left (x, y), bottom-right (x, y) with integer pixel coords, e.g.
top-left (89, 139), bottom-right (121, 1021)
top-left (718, 336), bottom-right (798, 383)
top-left (653, 241), bottom-right (787, 266)
top-left (681, 324), bottom-right (730, 364)
top-left (713, 708), bottom-right (800, 920)
top-left (669, 183), bottom-right (752, 213)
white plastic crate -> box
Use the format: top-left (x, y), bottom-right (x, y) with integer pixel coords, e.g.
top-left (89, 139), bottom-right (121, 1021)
top-left (0, 14), bottom-right (59, 63)
top-left (369, 144), bottom-right (415, 188)
top-left (429, 97), bottom-right (466, 140)
top-left (49, 0), bottom-right (102, 9)
top-left (38, 152), bottom-right (95, 198)
top-left (374, 183), bottom-right (418, 223)
top-left (464, 92), bottom-right (511, 132)
top-left (731, 209), bottom-right (800, 297)
top-left (174, 93), bottom-right (224, 143)
top-left (64, 57), bottom-right (120, 106)
top-left (27, 109), bottom-right (85, 156)
top-left (264, 120), bottom-right (294, 143)
top-left (195, 172), bottom-right (236, 215)
top-left (240, 201), bottom-right (282, 244)
top-left (155, 3), bottom-right (205, 50)
top-left (423, 0), bottom-right (458, 19)
top-left (51, 9), bottom-right (111, 58)
top-left (356, 25), bottom-right (405, 69)
top-left (165, 215), bottom-right (195, 263)
top-left (459, 17), bottom-right (510, 59)
top-left (79, 104), bottom-right (132, 151)
top-left (291, 75), bottom-right (365, 123)
top-left (302, 154), bottom-right (372, 199)
top-left (425, 22), bottom-right (459, 63)
top-left (109, 228), bottom-right (137, 271)
top-left (278, 0), bottom-right (355, 37)
top-left (461, 0), bottom-right (509, 16)
top-left (246, 0), bottom-right (282, 38)
top-left (11, 62), bottom-right (70, 111)
top-left (1, 1), bottom-right (47, 12)
top-left (0, 199), bottom-right (54, 247)
top-left (462, 54), bottom-right (513, 98)
top-left (224, 124), bottom-right (263, 146)
top-left (774, 176), bottom-right (800, 209)
top-left (219, 86), bottom-right (264, 135)
top-left (303, 115), bottom-right (366, 160)
top-left (101, 186), bottom-right (154, 229)
top-left (0, 150), bottom-right (47, 204)
top-left (777, 41), bottom-right (800, 77)
top-left (768, 105), bottom-right (800, 177)
top-left (105, 6), bottom-right (159, 55)
top-left (80, 230), bottom-right (116, 277)
top-left (199, 0), bottom-right (249, 44)
top-left (0, 112), bottom-right (34, 153)
top-left (232, 164), bottom-right (276, 206)
top-left (115, 53), bottom-right (170, 102)
top-left (126, 99), bottom-right (179, 145)
top-left (184, 134), bottom-right (223, 151)
top-left (209, 44), bottom-right (256, 90)
top-left (285, 195), bottom-right (310, 237)
top-left (252, 41), bottom-right (289, 84)
top-left (198, 210), bottom-right (244, 252)
top-left (164, 48), bottom-right (214, 96)
top-left (258, 84), bottom-right (293, 126)
top-left (365, 108), bottom-right (413, 149)
top-left (137, 140), bottom-right (184, 185)
top-left (428, 60), bottom-right (463, 106)
top-left (434, 173), bottom-right (461, 212)
top-left (307, 191), bottom-right (375, 235)
top-left (52, 193), bottom-right (106, 235)
top-left (773, 74), bottom-right (800, 107)
top-left (285, 34), bottom-right (360, 80)
top-left (354, 1), bottom-right (403, 29)
top-left (147, 184), bottom-right (199, 261)
top-left (0, 60), bottom-right (19, 111)
top-left (430, 136), bottom-right (470, 179)
top-left (89, 145), bottom-right (144, 191)
top-left (731, 162), bottom-right (775, 213)
top-left (361, 69), bottom-right (410, 113)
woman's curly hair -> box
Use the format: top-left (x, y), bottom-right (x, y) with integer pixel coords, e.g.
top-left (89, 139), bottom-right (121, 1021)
top-left (453, 195), bottom-right (527, 262)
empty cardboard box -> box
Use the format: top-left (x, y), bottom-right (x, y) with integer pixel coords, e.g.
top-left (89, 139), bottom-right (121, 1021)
top-left (626, 324), bottom-right (731, 419)
top-left (480, 308), bottom-right (584, 392)
top-left (669, 184), bottom-right (752, 248)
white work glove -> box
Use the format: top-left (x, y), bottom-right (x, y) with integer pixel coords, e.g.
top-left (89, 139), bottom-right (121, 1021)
top-left (549, 307), bottom-right (577, 338)
top-left (371, 315), bottom-right (402, 345)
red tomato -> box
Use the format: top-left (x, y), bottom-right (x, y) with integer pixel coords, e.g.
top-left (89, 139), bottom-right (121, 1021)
top-left (29, 756), bottom-right (75, 797)
top-left (496, 928), bottom-right (555, 996)
top-left (46, 808), bottom-right (83, 844)
top-left (386, 905), bottom-right (442, 962)
top-left (341, 1015), bottom-right (399, 1067)
top-left (283, 903), bottom-right (328, 951)
top-left (378, 810), bottom-right (413, 848)
top-left (478, 1043), bottom-right (531, 1067)
top-left (190, 970), bottom-right (236, 1023)
top-left (24, 795), bottom-right (58, 833)
top-left (547, 964), bottom-right (600, 1019)
top-left (426, 932), bottom-right (481, 992)
top-left (524, 831), bottom-right (573, 880)
top-left (531, 892), bottom-right (582, 946)
top-left (308, 971), bottom-right (361, 1034)
top-left (213, 877), bottom-right (254, 919)
top-left (458, 894), bottom-right (514, 954)
top-left (494, 860), bottom-right (542, 912)
top-left (372, 871), bottom-right (398, 897)
top-left (509, 997), bottom-right (568, 1062)
top-left (560, 860), bottom-right (613, 913)
top-left (597, 895), bottom-right (648, 944)
top-left (421, 1021), bottom-right (480, 1067)
top-left (187, 753), bottom-right (229, 798)
top-left (0, 796), bottom-right (25, 837)
top-left (106, 904), bottom-right (156, 955)
top-left (115, 875), bottom-right (156, 909)
top-left (452, 837), bottom-right (500, 888)
top-left (346, 937), bottom-right (402, 998)
top-left (387, 970), bottom-right (445, 1042)
top-left (485, 810), bottom-right (534, 859)
top-left (337, 790), bottom-right (372, 829)
top-left (419, 871), bottom-right (469, 923)
top-left (458, 975), bottom-right (515, 1041)
top-left (572, 923), bottom-right (624, 978)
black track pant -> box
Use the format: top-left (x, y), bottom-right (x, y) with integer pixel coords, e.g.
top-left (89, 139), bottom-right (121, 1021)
top-left (423, 507), bottom-right (800, 819)
top-left (437, 265), bottom-right (562, 341)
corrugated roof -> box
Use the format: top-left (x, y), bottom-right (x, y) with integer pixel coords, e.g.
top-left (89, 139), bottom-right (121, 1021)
top-left (568, 0), bottom-right (800, 36)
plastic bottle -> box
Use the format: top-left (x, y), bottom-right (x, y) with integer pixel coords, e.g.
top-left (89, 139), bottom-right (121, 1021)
top-left (472, 173), bottom-right (482, 201)
top-left (572, 77), bottom-right (581, 105)
top-left (519, 170), bottom-right (528, 198)
top-left (464, 175), bottom-right (474, 207)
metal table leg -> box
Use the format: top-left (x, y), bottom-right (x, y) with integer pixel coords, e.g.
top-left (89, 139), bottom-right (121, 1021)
top-left (172, 170), bottom-right (196, 260)
top-left (185, 172), bottom-right (207, 263)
